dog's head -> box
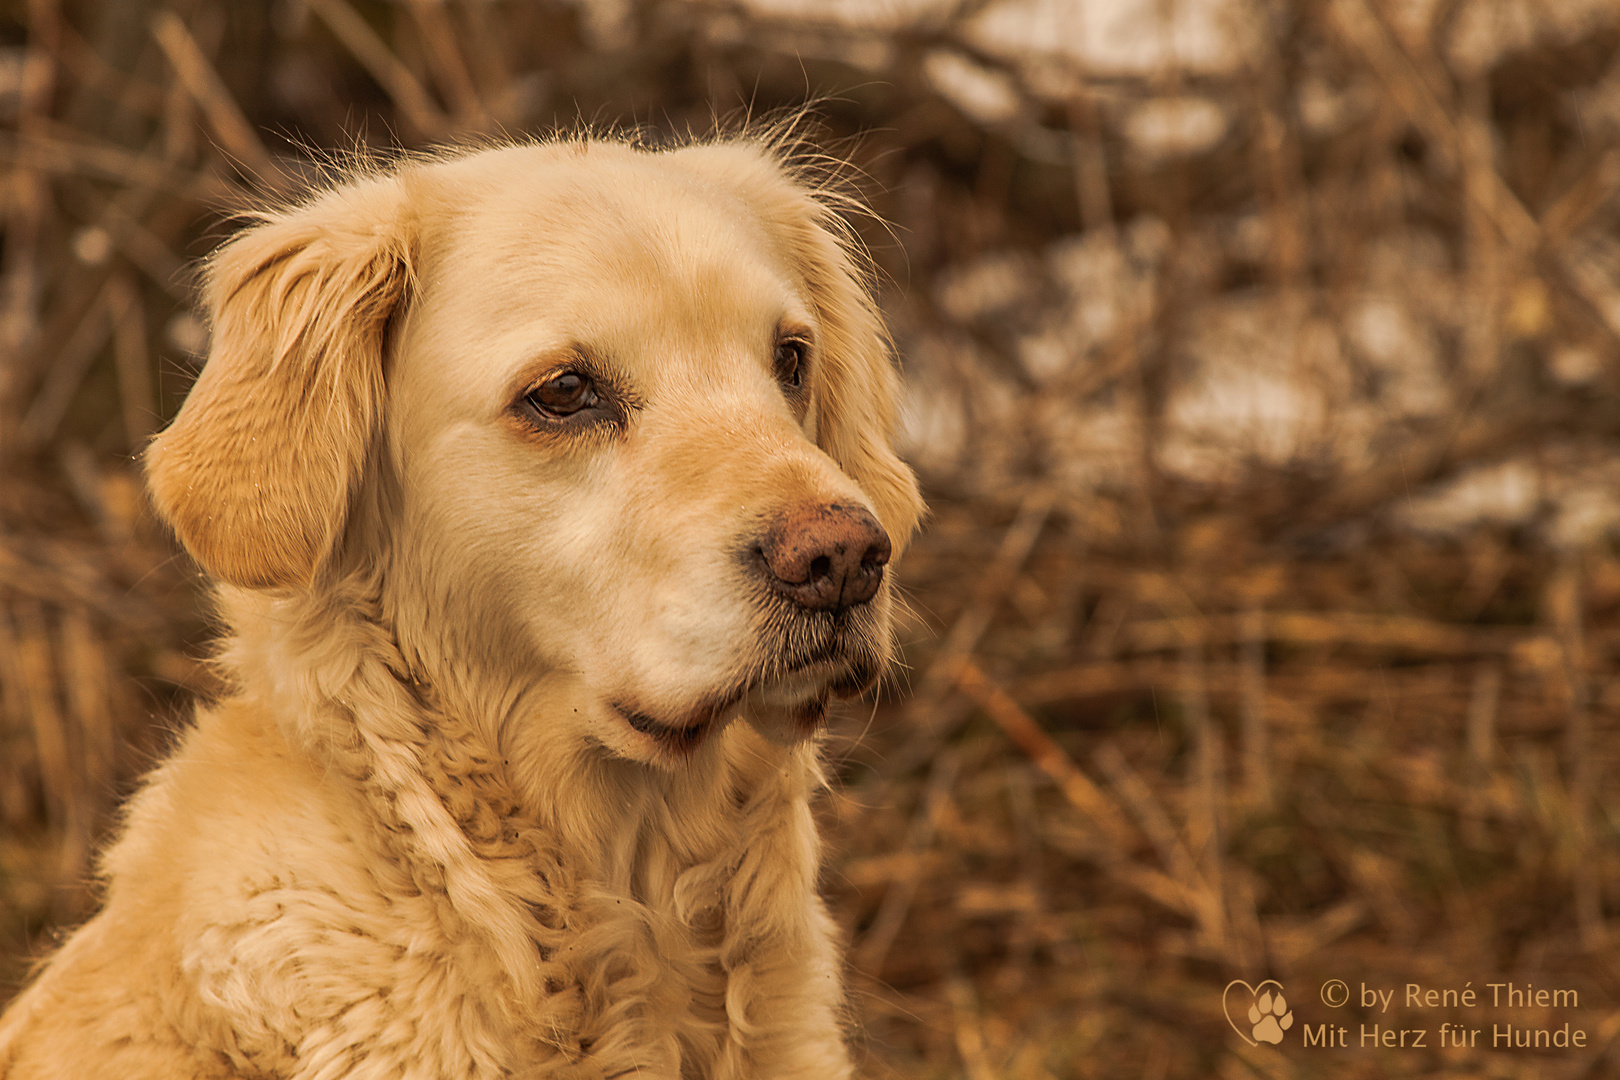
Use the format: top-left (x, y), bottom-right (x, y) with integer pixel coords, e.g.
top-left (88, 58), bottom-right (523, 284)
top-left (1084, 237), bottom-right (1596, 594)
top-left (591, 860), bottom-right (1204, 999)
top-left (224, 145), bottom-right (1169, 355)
top-left (146, 137), bottom-right (923, 766)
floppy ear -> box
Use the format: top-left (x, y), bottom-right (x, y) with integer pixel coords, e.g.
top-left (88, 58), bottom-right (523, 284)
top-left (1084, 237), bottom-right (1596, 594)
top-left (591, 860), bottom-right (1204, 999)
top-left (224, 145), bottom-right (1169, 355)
top-left (783, 198), bottom-right (925, 554)
top-left (145, 173), bottom-right (416, 589)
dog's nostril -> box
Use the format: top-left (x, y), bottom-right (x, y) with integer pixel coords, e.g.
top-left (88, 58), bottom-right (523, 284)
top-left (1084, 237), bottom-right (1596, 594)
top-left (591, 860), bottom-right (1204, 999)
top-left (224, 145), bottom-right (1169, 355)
top-left (757, 504), bottom-right (891, 612)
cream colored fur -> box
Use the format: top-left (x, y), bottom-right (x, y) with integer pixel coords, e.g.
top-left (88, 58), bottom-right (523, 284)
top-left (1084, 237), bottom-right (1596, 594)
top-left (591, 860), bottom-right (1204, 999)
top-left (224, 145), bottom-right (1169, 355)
top-left (0, 135), bottom-right (923, 1079)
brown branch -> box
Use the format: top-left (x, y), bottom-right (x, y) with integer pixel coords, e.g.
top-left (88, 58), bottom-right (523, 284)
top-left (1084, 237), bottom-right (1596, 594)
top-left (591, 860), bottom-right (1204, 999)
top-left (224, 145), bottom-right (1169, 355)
top-left (151, 11), bottom-right (289, 193)
top-left (305, 0), bottom-right (450, 141)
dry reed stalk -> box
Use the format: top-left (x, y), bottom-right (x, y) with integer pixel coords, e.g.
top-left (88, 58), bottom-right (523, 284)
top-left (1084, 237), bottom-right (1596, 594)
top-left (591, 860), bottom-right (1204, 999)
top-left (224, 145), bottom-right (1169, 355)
top-left (891, 486), bottom-right (1057, 775)
top-left (1066, 89), bottom-right (1113, 239)
top-left (952, 658), bottom-right (1133, 849)
top-left (305, 0), bottom-right (449, 141)
top-left (1238, 606), bottom-right (1270, 808)
top-left (1065, 80), bottom-right (1160, 540)
top-left (1119, 610), bottom-right (1506, 655)
top-left (451, 1), bottom-right (518, 122)
top-left (1091, 742), bottom-right (1223, 948)
top-left (89, 195), bottom-right (187, 299)
top-left (1178, 641), bottom-right (1230, 958)
top-left (56, 610), bottom-right (111, 838)
top-left (106, 273), bottom-right (154, 450)
top-left (1, 125), bottom-right (235, 202)
top-left (18, 277), bottom-right (116, 447)
top-left (0, 0), bottom-right (59, 443)
top-left (403, 0), bottom-right (489, 128)
top-left (1539, 148), bottom-right (1620, 247)
top-left (160, 57), bottom-right (197, 165)
top-left (151, 10), bottom-right (287, 193)
top-left (1547, 553), bottom-right (1605, 950)
top-left (916, 486), bottom-right (1057, 704)
top-left (1332, 0), bottom-right (1537, 247)
top-left (1242, 37), bottom-right (1305, 294)
top-left (853, 747), bottom-right (961, 978)
top-left (944, 974), bottom-right (1001, 1080)
top-left (1459, 74), bottom-right (1503, 386)
top-left (0, 603), bottom-right (39, 828)
top-left (4, 600), bottom-right (87, 901)
top-left (1461, 659), bottom-right (1500, 847)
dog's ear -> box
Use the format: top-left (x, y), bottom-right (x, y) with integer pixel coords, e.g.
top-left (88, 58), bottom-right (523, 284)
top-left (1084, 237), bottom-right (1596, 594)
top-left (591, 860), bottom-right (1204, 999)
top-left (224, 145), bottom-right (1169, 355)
top-left (781, 196), bottom-right (925, 553)
top-left (146, 173), bottom-right (416, 589)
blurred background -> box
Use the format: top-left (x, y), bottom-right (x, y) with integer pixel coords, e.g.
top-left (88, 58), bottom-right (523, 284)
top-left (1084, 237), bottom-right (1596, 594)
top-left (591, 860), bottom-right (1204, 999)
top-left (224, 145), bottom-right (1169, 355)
top-left (3, 0), bottom-right (1620, 1075)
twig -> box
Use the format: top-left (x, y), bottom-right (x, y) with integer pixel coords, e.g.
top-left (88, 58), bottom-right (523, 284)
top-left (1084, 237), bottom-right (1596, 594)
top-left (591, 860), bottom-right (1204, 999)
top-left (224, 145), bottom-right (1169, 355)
top-left (403, 0), bottom-right (489, 127)
top-left (1239, 606), bottom-right (1271, 807)
top-left (57, 608), bottom-right (112, 837)
top-left (1180, 641), bottom-right (1225, 956)
top-left (1120, 610), bottom-right (1508, 656)
top-left (305, 0), bottom-right (450, 141)
top-left (0, 127), bottom-right (237, 203)
top-left (953, 658), bottom-right (1133, 849)
top-left (92, 195), bottom-right (189, 300)
top-left (0, 1), bottom-right (57, 443)
top-left (1548, 553), bottom-right (1605, 950)
top-left (107, 273), bottom-right (154, 450)
top-left (1459, 75), bottom-right (1501, 386)
top-left (920, 486), bottom-right (1057, 702)
top-left (151, 11), bottom-right (288, 193)
top-left (1093, 742), bottom-right (1224, 947)
top-left (944, 975), bottom-right (1001, 1080)
top-left (854, 748), bottom-right (960, 977)
top-left (1460, 659), bottom-right (1500, 847)
top-left (891, 486), bottom-right (1057, 772)
top-left (0, 600), bottom-right (86, 906)
top-left (19, 277), bottom-right (121, 448)
top-left (1540, 149), bottom-right (1620, 246)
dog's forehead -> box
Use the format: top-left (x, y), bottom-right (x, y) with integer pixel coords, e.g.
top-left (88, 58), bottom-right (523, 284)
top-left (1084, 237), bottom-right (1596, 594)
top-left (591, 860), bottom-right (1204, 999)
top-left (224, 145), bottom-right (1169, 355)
top-left (389, 143), bottom-right (825, 431)
top-left (427, 145), bottom-right (811, 346)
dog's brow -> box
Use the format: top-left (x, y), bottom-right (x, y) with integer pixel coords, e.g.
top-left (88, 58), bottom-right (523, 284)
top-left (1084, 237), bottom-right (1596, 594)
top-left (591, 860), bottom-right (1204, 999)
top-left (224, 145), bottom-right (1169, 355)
top-left (506, 343), bottom-right (635, 403)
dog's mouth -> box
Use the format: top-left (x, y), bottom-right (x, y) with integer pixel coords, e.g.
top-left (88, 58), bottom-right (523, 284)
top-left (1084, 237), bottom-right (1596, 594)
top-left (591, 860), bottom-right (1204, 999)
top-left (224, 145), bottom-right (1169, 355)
top-left (605, 597), bottom-right (889, 761)
top-left (607, 651), bottom-right (882, 760)
top-left (609, 696), bottom-right (725, 757)
top-left (607, 697), bottom-right (734, 758)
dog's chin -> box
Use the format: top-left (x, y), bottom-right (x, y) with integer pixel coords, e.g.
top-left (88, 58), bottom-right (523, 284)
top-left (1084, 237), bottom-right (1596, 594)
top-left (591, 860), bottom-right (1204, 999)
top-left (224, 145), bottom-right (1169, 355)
top-left (741, 660), bottom-right (880, 747)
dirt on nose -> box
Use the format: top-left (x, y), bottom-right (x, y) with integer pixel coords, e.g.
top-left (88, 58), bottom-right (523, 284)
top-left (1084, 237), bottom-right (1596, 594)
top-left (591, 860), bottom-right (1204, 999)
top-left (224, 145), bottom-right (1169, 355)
top-left (757, 503), bottom-right (892, 612)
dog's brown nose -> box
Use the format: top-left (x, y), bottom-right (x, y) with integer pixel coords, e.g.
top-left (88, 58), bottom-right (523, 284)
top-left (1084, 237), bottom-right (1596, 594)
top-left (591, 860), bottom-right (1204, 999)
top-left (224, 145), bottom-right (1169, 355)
top-left (760, 504), bottom-right (891, 612)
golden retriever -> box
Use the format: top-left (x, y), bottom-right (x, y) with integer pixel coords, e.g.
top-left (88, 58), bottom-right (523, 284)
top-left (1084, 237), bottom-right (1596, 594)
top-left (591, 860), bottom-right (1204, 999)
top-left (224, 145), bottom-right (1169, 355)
top-left (0, 133), bottom-right (922, 1079)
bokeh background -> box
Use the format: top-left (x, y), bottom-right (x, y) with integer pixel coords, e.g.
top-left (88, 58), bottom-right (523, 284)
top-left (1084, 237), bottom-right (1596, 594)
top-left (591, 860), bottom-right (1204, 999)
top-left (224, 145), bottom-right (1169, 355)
top-left (4, 0), bottom-right (1620, 1076)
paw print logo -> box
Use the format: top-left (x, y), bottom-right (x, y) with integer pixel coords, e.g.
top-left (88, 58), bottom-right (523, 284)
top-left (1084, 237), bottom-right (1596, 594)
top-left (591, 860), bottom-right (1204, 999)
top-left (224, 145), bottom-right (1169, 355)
top-left (1223, 979), bottom-right (1294, 1047)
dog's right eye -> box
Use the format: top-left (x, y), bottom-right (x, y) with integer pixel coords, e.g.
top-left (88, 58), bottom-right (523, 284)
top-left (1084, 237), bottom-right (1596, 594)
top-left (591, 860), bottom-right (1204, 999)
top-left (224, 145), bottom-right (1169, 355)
top-left (526, 371), bottom-right (599, 418)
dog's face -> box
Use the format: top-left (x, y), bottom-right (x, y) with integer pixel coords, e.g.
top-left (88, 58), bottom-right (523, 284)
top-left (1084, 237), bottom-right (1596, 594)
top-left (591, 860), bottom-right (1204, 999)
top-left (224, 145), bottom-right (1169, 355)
top-left (146, 140), bottom-right (923, 767)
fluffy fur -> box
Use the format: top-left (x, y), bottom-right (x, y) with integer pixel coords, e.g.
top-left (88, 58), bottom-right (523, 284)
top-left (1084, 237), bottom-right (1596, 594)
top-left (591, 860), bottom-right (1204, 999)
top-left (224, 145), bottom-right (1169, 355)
top-left (0, 134), bottom-right (923, 1079)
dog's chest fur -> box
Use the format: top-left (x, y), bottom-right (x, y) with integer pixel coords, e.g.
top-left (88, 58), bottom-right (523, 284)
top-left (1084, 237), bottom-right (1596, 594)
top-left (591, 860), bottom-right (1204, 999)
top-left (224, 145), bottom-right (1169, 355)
top-left (1, 607), bottom-right (851, 1080)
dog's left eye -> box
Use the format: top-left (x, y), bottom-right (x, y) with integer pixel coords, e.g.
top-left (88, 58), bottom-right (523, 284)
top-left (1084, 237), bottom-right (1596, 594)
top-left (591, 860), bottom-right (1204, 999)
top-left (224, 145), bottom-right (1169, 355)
top-left (526, 371), bottom-right (599, 418)
top-left (774, 339), bottom-right (807, 390)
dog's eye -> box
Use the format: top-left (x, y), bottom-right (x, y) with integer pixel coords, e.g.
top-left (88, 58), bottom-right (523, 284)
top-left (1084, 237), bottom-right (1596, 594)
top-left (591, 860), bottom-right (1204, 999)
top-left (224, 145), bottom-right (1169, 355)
top-left (774, 339), bottom-right (807, 390)
top-left (527, 371), bottom-right (598, 418)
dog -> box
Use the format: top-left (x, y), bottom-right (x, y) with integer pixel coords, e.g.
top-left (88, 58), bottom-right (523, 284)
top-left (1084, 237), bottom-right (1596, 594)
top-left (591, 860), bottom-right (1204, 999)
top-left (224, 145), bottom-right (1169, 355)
top-left (0, 132), bottom-right (922, 1079)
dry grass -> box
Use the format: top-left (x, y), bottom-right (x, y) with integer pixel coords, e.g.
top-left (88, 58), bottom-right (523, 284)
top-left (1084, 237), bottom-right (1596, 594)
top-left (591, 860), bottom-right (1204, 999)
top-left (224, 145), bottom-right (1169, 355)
top-left (4, 1), bottom-right (1620, 1076)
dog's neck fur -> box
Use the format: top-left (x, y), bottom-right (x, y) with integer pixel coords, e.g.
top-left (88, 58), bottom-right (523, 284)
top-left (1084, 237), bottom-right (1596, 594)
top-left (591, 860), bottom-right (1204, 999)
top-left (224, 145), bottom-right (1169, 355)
top-left (215, 579), bottom-right (845, 1078)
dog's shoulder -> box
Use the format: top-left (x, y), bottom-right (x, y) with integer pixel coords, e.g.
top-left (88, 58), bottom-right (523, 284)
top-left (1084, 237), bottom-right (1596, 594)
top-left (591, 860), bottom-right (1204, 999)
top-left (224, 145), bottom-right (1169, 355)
top-left (4, 699), bottom-right (528, 1078)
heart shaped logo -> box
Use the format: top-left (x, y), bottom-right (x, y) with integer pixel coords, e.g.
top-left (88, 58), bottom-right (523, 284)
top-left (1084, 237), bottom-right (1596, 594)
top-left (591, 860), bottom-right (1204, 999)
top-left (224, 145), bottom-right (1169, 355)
top-left (1223, 979), bottom-right (1292, 1047)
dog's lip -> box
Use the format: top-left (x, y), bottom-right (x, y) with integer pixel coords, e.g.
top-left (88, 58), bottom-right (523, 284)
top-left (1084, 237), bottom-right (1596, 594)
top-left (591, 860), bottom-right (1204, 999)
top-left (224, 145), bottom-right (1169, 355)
top-left (606, 694), bottom-right (737, 756)
top-left (606, 653), bottom-right (877, 755)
